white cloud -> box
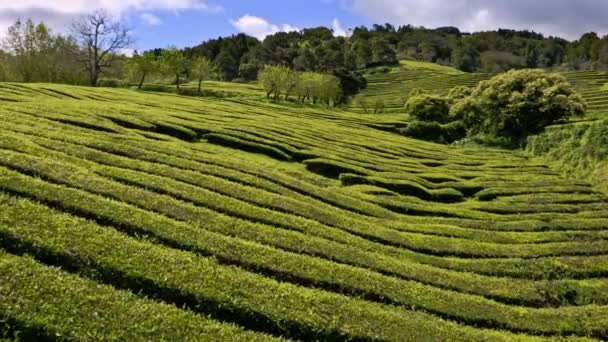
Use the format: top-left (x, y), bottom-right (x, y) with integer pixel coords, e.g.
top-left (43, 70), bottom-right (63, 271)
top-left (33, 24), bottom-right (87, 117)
top-left (332, 18), bottom-right (348, 37)
top-left (140, 13), bottom-right (162, 26)
top-left (0, 1), bottom-right (222, 38)
top-left (0, 1), bottom-right (222, 15)
top-left (346, 0), bottom-right (608, 40)
top-left (230, 14), bottom-right (299, 40)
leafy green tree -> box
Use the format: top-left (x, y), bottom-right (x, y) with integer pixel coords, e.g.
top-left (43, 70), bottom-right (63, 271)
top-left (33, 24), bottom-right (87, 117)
top-left (295, 71), bottom-right (316, 102)
top-left (446, 86), bottom-right (472, 105)
top-left (190, 57), bottom-right (217, 93)
top-left (371, 37), bottom-right (397, 65)
top-left (451, 44), bottom-right (480, 72)
top-left (129, 51), bottom-right (158, 89)
top-left (480, 51), bottom-right (526, 73)
top-left (161, 47), bottom-right (189, 90)
top-left (2, 18), bottom-right (86, 84)
top-left (258, 65), bottom-right (284, 99)
top-left (3, 19), bottom-right (53, 82)
top-left (332, 68), bottom-right (367, 104)
top-left (238, 62), bottom-right (259, 81)
top-left (353, 41), bottom-right (373, 69)
top-left (451, 69), bottom-right (587, 146)
top-left (214, 50), bottom-right (238, 80)
top-left (404, 95), bottom-right (451, 123)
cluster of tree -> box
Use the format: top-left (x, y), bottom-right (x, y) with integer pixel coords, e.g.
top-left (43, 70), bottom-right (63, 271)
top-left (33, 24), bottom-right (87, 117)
top-left (128, 48), bottom-right (217, 91)
top-left (401, 69), bottom-right (586, 147)
top-left (0, 11), bottom-right (132, 86)
top-left (258, 65), bottom-right (341, 105)
top-left (185, 27), bottom-right (398, 81)
top-left (0, 19), bottom-right (85, 84)
top-left (184, 24), bottom-right (608, 76)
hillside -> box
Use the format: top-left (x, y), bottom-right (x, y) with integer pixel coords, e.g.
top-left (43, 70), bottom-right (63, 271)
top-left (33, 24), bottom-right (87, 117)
top-left (351, 61), bottom-right (608, 119)
top-left (1, 83), bottom-right (608, 340)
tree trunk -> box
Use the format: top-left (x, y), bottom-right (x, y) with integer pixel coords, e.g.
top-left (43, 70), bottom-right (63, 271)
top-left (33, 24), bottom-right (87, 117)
top-left (89, 66), bottom-right (98, 87)
top-left (176, 74), bottom-right (180, 90)
top-left (198, 79), bottom-right (202, 93)
top-left (138, 72), bottom-right (146, 90)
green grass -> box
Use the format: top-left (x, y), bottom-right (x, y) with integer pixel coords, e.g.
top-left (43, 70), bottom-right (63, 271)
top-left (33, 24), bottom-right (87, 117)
top-left (400, 60), bottom-right (465, 74)
top-left (0, 82), bottom-right (607, 340)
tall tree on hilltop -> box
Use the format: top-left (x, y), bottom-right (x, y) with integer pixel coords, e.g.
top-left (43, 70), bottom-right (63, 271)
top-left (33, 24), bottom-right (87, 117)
top-left (129, 51), bottom-right (159, 89)
top-left (160, 47), bottom-right (189, 90)
top-left (71, 10), bottom-right (132, 86)
top-left (190, 57), bottom-right (218, 93)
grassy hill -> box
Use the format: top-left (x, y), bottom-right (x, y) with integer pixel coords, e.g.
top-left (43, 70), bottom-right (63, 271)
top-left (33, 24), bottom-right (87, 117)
top-left (351, 61), bottom-right (608, 120)
top-left (1, 82), bottom-right (608, 340)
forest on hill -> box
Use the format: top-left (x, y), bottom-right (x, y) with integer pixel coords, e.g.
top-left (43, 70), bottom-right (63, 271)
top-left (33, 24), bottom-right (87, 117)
top-left (2, 13), bottom-right (608, 87)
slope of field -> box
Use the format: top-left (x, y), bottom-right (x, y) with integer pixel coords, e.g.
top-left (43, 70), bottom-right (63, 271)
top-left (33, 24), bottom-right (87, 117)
top-left (350, 62), bottom-right (493, 113)
top-left (1, 82), bottom-right (608, 340)
top-left (562, 71), bottom-right (608, 120)
top-left (351, 61), bottom-right (608, 120)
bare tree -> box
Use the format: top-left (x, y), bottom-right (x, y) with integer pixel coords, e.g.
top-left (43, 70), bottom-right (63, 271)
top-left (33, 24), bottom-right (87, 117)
top-left (71, 10), bottom-right (132, 86)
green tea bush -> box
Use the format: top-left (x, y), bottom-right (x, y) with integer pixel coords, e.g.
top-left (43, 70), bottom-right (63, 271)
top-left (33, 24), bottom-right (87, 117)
top-left (404, 95), bottom-right (451, 123)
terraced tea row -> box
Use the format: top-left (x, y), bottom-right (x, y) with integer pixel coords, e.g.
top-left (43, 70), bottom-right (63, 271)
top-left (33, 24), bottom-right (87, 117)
top-left (351, 63), bottom-right (608, 120)
top-left (0, 83), bottom-right (607, 340)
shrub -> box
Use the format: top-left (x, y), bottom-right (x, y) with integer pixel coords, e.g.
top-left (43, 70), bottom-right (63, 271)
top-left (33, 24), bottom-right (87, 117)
top-left (447, 86), bottom-right (472, 104)
top-left (451, 69), bottom-right (587, 146)
top-left (404, 94), bottom-right (450, 123)
top-left (97, 79), bottom-right (127, 88)
top-left (400, 120), bottom-right (466, 144)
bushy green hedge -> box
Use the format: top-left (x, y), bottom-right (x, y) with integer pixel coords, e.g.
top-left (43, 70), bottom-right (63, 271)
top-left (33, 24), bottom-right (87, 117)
top-left (0, 252), bottom-right (278, 341)
top-left (404, 94), bottom-right (451, 123)
top-left (400, 120), bottom-right (466, 144)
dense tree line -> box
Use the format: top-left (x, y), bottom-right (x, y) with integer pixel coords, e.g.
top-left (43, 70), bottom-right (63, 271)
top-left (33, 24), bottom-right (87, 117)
top-left (184, 24), bottom-right (608, 76)
top-left (3, 14), bottom-right (608, 89)
top-left (0, 11), bottom-right (131, 86)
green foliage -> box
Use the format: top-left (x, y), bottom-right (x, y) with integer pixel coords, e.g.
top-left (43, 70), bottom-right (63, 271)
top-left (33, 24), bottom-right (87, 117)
top-left (128, 51), bottom-right (159, 89)
top-left (451, 69), bottom-right (587, 146)
top-left (259, 65), bottom-right (341, 105)
top-left (1, 18), bottom-right (86, 84)
top-left (528, 120), bottom-right (608, 193)
top-left (190, 57), bottom-right (218, 93)
top-left (480, 51), bottom-right (527, 73)
top-left (0, 252), bottom-right (277, 341)
top-left (238, 62), bottom-right (260, 81)
top-left (404, 94), bottom-right (451, 123)
top-left (4, 82), bottom-right (608, 341)
top-left (400, 120), bottom-right (466, 144)
top-left (447, 86), bottom-right (473, 103)
top-left (160, 47), bottom-right (189, 89)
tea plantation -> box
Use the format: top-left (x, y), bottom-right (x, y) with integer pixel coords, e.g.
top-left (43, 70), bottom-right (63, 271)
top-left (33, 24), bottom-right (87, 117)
top-left (0, 82), bottom-right (608, 341)
top-left (351, 60), bottom-right (608, 119)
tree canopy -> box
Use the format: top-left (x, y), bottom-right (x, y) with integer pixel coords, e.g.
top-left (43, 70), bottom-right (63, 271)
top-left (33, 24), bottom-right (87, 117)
top-left (451, 69), bottom-right (586, 145)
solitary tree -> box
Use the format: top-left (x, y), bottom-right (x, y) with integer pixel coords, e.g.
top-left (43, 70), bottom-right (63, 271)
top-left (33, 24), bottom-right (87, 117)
top-left (160, 47), bottom-right (189, 90)
top-left (190, 57), bottom-right (217, 93)
top-left (129, 51), bottom-right (158, 89)
top-left (71, 10), bottom-right (132, 86)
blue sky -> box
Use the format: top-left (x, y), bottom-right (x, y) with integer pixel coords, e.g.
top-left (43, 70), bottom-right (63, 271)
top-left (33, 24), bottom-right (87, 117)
top-left (2, 0), bottom-right (608, 51)
top-left (129, 0), bottom-right (370, 50)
